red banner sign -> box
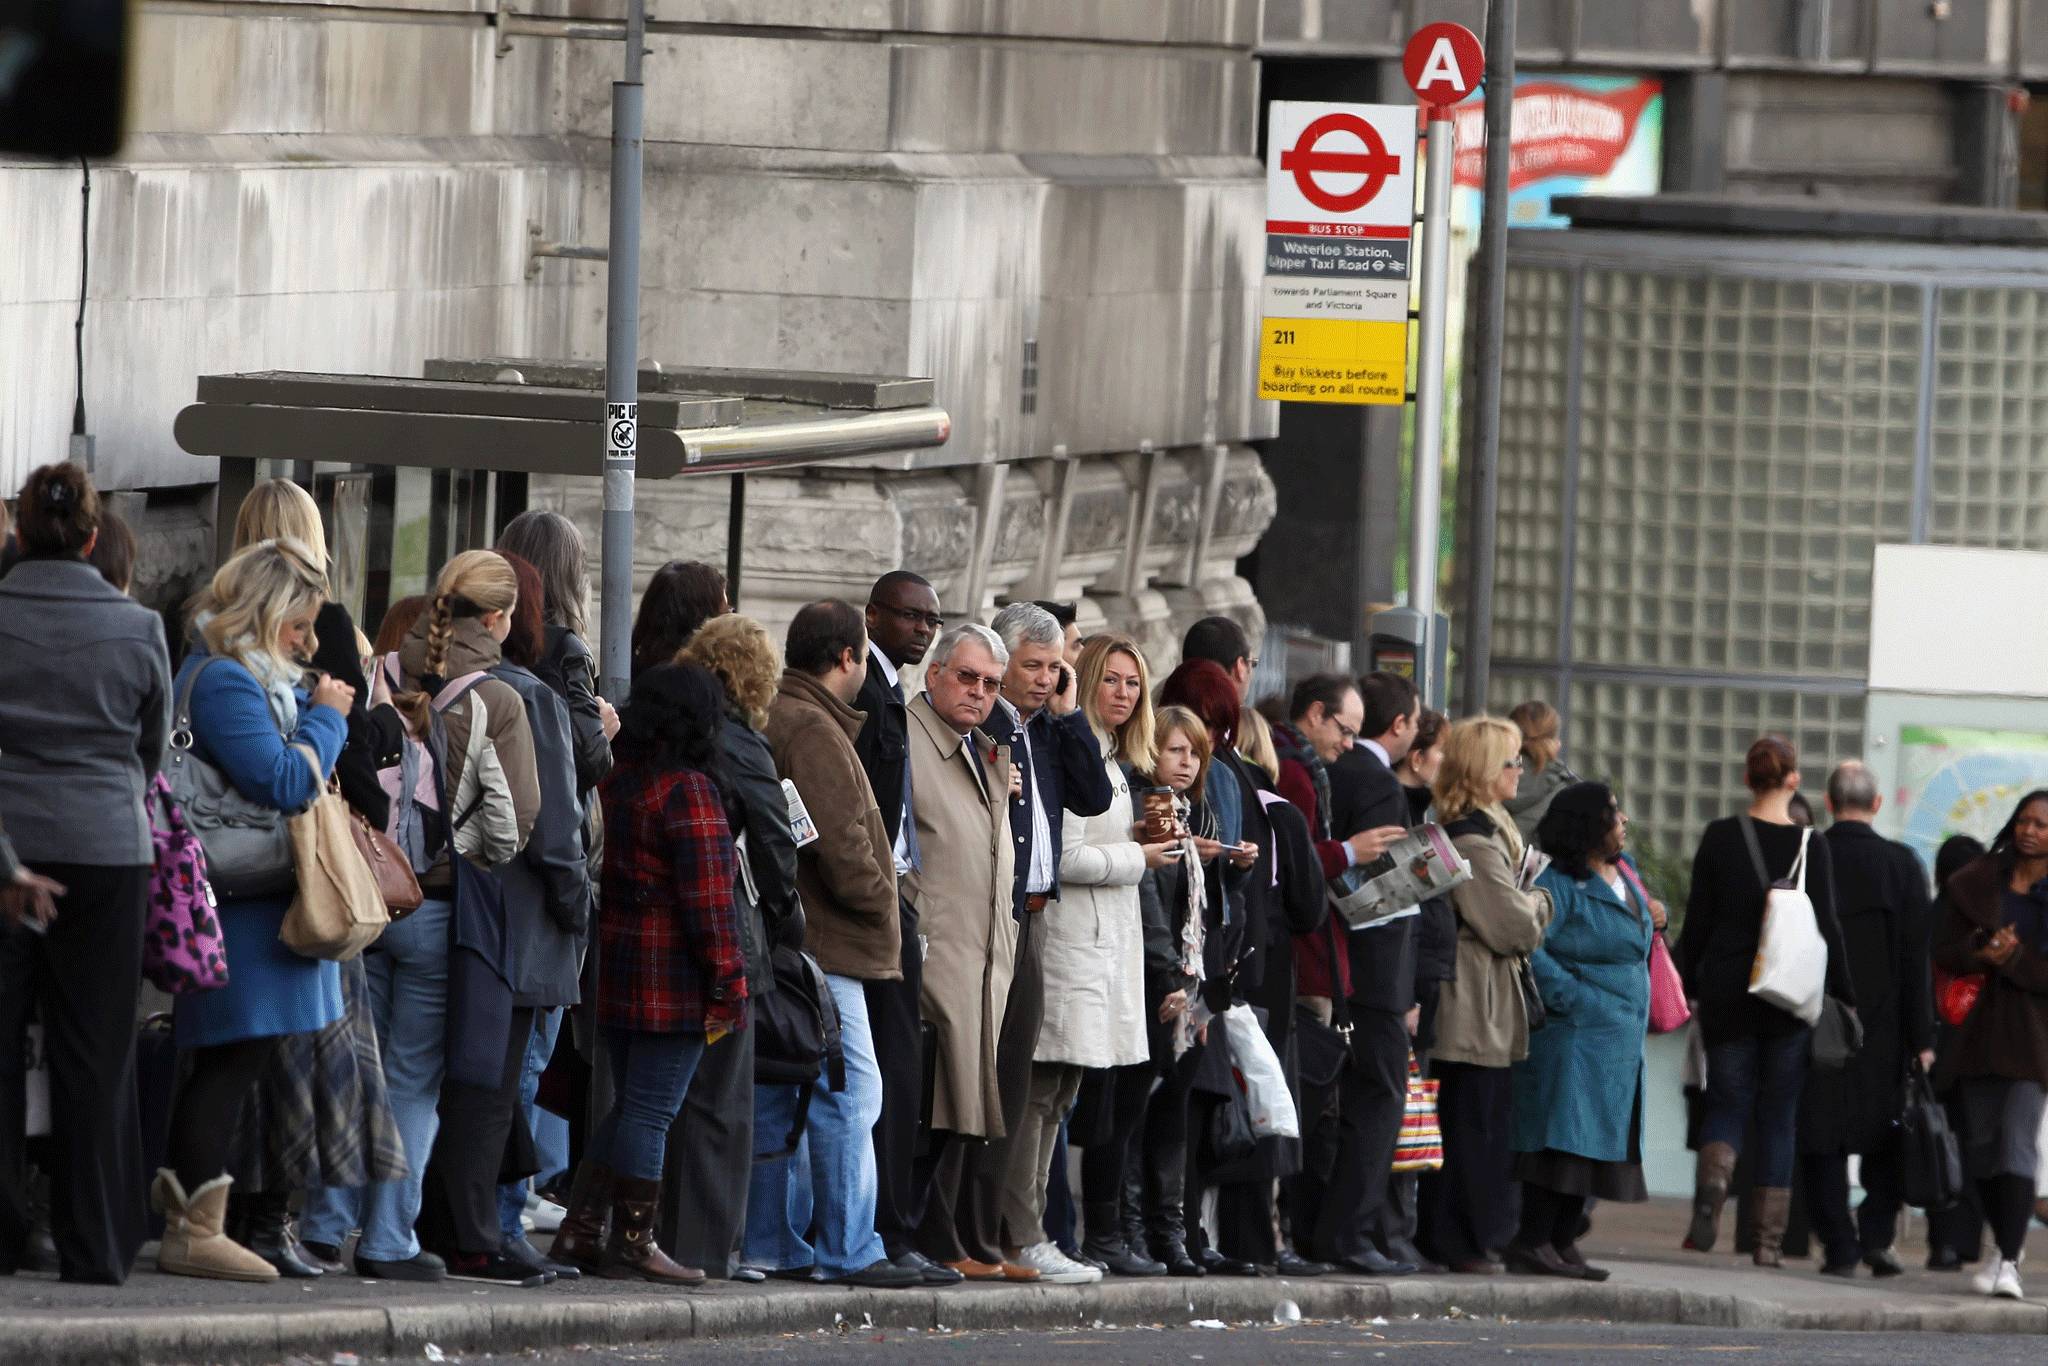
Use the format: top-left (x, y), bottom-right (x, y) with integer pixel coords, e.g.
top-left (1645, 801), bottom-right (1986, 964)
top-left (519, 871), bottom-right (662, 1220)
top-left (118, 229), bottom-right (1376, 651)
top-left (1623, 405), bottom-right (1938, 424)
top-left (1452, 79), bottom-right (1659, 192)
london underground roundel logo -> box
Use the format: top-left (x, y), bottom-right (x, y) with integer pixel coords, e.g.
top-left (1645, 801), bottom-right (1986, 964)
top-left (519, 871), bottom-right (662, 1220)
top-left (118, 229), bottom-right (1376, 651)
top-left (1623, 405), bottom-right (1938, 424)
top-left (1279, 112), bottom-right (1404, 214)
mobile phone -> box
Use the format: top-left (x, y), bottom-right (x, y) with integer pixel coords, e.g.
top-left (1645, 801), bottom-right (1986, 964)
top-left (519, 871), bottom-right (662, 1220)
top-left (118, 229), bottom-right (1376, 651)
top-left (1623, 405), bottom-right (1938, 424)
top-left (1056, 663), bottom-right (1072, 694)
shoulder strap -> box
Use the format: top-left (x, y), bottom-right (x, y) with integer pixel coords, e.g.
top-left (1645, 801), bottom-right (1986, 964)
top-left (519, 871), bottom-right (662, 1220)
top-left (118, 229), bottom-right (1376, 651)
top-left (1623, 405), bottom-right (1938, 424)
top-left (1615, 857), bottom-right (1651, 922)
top-left (1791, 827), bottom-right (1811, 893)
top-left (1736, 814), bottom-right (1772, 890)
top-left (432, 671), bottom-right (491, 711)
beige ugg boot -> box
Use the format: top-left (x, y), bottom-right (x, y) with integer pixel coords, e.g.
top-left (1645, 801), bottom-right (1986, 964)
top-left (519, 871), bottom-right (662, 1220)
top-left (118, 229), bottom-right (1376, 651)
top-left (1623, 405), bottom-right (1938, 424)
top-left (152, 1170), bottom-right (279, 1282)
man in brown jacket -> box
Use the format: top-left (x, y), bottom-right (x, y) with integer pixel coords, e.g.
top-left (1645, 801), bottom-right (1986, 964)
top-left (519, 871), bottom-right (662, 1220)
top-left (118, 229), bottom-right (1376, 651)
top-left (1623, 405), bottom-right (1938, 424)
top-left (752, 600), bottom-right (919, 1289)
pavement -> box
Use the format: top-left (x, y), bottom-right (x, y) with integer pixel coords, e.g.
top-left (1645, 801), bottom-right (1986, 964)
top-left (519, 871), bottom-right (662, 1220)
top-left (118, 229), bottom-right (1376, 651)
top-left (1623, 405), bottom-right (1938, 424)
top-left (3, 1197), bottom-right (2046, 1365)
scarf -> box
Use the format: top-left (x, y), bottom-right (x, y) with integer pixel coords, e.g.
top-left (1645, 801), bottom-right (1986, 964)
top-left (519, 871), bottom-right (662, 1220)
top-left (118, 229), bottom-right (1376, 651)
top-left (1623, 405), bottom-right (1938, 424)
top-left (1172, 791), bottom-right (1208, 1058)
top-left (1272, 722), bottom-right (1332, 840)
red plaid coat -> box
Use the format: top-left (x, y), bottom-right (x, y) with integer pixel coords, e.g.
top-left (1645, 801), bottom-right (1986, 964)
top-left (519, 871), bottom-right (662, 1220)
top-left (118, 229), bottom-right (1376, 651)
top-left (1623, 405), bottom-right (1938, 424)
top-left (597, 756), bottom-right (747, 1034)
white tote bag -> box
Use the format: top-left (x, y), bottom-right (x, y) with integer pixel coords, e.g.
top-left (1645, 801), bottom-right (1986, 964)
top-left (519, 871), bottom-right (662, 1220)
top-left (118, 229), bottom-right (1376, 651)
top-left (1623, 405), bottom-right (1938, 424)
top-left (1222, 1003), bottom-right (1300, 1140)
top-left (1743, 820), bottom-right (1827, 1025)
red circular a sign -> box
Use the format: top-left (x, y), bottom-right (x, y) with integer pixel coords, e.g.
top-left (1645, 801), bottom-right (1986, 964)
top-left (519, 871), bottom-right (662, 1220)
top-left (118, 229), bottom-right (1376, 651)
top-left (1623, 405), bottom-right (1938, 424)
top-left (1280, 112), bottom-right (1403, 214)
top-left (1404, 22), bottom-right (1485, 107)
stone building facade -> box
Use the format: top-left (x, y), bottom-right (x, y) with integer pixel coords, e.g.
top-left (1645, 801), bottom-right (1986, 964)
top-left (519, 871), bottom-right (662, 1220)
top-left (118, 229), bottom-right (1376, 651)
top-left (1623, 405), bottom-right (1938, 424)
top-left (1, 2), bottom-right (1275, 646)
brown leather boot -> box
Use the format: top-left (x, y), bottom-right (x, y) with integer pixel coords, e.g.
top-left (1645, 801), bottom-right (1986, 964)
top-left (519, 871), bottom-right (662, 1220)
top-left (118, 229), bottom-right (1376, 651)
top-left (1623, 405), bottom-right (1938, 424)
top-left (1682, 1141), bottom-right (1737, 1252)
top-left (546, 1161), bottom-right (614, 1272)
top-left (600, 1175), bottom-right (704, 1285)
top-left (1751, 1187), bottom-right (1791, 1268)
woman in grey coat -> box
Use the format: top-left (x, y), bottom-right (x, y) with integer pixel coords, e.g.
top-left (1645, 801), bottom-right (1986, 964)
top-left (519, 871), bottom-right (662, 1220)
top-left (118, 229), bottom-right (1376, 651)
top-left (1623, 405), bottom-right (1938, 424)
top-left (0, 463), bottom-right (172, 1285)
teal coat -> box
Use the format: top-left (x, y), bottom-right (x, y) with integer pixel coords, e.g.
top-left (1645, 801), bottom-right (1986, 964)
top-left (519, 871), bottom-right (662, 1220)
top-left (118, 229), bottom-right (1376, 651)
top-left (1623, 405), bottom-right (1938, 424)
top-left (1511, 859), bottom-right (1653, 1162)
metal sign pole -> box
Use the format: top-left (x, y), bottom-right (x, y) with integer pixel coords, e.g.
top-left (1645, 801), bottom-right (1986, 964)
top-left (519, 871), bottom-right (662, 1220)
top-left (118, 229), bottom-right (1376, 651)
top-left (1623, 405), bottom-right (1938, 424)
top-left (1408, 108), bottom-right (1455, 706)
top-left (599, 0), bottom-right (646, 701)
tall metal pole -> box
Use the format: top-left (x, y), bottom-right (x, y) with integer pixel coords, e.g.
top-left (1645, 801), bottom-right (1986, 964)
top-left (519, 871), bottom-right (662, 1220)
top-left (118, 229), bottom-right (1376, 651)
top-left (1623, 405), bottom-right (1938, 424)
top-left (1462, 0), bottom-right (1516, 715)
top-left (1408, 110), bottom-right (1456, 708)
top-left (598, 0), bottom-right (646, 702)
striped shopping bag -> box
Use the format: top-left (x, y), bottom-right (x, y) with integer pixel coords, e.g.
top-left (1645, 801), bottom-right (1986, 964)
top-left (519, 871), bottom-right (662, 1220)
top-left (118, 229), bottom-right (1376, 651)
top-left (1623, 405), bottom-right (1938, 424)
top-left (1391, 1055), bottom-right (1443, 1173)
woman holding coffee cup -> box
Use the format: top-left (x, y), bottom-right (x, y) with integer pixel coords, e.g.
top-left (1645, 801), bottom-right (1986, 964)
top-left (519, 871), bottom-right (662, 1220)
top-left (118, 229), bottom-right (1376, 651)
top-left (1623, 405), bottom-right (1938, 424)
top-left (1042, 635), bottom-right (1177, 1277)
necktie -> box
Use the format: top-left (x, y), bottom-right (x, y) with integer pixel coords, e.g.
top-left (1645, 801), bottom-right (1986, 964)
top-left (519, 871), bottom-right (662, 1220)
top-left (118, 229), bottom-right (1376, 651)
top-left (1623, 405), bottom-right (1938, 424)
top-left (899, 750), bottom-right (922, 872)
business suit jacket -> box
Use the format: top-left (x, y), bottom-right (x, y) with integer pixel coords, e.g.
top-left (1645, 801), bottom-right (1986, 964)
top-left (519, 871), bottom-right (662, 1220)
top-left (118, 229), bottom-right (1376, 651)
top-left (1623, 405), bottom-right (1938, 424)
top-left (853, 647), bottom-right (911, 849)
top-left (905, 694), bottom-right (1018, 1139)
top-left (976, 701), bottom-right (1113, 920)
top-left (1330, 743), bottom-right (1419, 1015)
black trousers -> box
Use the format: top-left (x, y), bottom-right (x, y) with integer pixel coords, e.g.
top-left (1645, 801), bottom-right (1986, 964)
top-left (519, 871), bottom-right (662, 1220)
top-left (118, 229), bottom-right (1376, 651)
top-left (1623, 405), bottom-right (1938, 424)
top-left (866, 896), bottom-right (928, 1260)
top-left (421, 1005), bottom-right (535, 1256)
top-left (1418, 1060), bottom-right (1514, 1265)
top-left (659, 1019), bottom-right (754, 1275)
top-left (1516, 1183), bottom-right (1587, 1250)
top-left (1078, 1062), bottom-right (1152, 1219)
top-left (168, 1037), bottom-right (281, 1191)
top-left (1305, 1007), bottom-right (1408, 1262)
top-left (1801, 1154), bottom-right (1860, 1265)
top-left (0, 863), bottom-right (149, 1284)
top-left (1855, 1133), bottom-right (1906, 1253)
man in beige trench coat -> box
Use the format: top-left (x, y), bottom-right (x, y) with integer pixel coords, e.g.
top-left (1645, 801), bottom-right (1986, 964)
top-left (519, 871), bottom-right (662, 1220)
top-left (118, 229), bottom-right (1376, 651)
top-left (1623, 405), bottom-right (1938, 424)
top-left (906, 623), bottom-right (1023, 1280)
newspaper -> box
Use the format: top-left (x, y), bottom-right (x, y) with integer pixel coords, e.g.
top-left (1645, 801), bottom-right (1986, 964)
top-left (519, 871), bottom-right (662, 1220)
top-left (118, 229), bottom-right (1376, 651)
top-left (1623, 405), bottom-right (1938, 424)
top-left (1330, 822), bottom-right (1474, 932)
top-left (783, 778), bottom-right (819, 848)
top-left (1515, 844), bottom-right (1552, 893)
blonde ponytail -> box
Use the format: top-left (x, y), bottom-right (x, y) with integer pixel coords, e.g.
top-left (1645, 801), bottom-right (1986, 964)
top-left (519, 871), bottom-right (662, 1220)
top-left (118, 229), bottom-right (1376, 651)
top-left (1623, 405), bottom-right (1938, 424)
top-left (394, 550), bottom-right (518, 738)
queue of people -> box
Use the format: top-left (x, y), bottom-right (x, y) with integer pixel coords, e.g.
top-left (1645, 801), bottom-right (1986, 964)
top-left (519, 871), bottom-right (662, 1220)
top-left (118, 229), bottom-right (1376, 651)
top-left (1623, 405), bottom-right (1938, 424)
top-left (0, 461), bottom-right (2034, 1297)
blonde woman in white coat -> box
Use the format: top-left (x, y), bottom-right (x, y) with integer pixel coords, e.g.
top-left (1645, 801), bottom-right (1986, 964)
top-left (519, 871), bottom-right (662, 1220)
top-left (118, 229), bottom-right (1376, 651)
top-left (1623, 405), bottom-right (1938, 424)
top-left (1032, 634), bottom-right (1180, 1277)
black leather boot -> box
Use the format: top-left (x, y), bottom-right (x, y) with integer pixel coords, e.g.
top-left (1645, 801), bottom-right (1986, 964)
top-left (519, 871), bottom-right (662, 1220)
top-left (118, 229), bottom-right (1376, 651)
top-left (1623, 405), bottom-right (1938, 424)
top-left (243, 1191), bottom-right (325, 1279)
top-left (1142, 1144), bottom-right (1203, 1278)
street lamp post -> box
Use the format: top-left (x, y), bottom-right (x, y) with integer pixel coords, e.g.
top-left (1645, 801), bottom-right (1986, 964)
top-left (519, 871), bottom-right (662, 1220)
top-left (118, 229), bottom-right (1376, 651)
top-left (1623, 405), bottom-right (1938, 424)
top-left (598, 0), bottom-right (646, 702)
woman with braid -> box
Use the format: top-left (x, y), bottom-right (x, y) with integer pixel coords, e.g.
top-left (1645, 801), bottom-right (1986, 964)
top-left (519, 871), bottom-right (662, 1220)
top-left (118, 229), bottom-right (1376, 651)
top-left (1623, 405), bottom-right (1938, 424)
top-left (300, 551), bottom-right (539, 1284)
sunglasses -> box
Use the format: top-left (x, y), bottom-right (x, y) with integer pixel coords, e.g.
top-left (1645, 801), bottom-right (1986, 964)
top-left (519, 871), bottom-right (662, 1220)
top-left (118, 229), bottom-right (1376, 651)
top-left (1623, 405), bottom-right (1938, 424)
top-left (947, 666), bottom-right (1004, 695)
top-left (1504, 755), bottom-right (1526, 771)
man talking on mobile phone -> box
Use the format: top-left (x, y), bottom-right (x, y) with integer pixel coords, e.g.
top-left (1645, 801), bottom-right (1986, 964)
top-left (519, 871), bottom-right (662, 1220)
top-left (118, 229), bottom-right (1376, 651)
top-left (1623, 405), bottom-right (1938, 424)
top-left (964, 603), bottom-right (1113, 1284)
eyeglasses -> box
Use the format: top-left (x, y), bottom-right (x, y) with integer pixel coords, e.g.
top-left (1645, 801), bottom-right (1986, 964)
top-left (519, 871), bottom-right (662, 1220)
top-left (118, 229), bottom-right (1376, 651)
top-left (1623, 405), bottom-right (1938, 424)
top-left (1335, 721), bottom-right (1358, 746)
top-left (1504, 755), bottom-right (1526, 771)
top-left (873, 602), bottom-right (944, 632)
top-left (947, 666), bottom-right (1003, 695)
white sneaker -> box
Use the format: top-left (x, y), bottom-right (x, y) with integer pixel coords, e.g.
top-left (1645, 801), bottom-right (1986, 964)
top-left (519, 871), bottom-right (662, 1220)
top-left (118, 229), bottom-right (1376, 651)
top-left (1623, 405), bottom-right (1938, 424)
top-left (1972, 1258), bottom-right (2002, 1295)
top-left (523, 1193), bottom-right (566, 1234)
top-left (1015, 1241), bottom-right (1100, 1285)
top-left (1994, 1259), bottom-right (2025, 1300)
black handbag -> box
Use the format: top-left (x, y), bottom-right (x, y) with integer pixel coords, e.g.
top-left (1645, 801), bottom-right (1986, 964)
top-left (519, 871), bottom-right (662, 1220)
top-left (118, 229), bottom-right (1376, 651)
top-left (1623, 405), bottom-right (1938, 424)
top-left (751, 942), bottom-right (844, 1160)
top-left (1898, 1056), bottom-right (1964, 1212)
top-left (1811, 996), bottom-right (1865, 1069)
top-left (1517, 956), bottom-right (1547, 1033)
top-left (1295, 915), bottom-right (1353, 1088)
top-left (1205, 1084), bottom-right (1259, 1167)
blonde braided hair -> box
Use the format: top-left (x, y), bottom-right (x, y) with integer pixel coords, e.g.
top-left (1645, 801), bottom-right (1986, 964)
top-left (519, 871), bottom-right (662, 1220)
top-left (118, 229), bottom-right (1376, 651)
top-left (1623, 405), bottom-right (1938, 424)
top-left (395, 550), bottom-right (518, 736)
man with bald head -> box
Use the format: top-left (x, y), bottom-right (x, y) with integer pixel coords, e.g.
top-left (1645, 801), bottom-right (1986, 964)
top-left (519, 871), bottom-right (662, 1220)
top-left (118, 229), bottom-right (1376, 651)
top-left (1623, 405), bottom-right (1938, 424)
top-left (1804, 760), bottom-right (1935, 1278)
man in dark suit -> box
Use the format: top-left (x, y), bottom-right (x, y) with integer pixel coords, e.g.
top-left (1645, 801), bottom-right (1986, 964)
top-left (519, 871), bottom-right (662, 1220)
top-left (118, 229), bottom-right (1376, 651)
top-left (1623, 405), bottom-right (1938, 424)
top-left (1307, 671), bottom-right (1422, 1275)
top-left (1807, 761), bottom-right (1935, 1277)
top-left (967, 603), bottom-right (1113, 1281)
top-left (852, 571), bottom-right (955, 1285)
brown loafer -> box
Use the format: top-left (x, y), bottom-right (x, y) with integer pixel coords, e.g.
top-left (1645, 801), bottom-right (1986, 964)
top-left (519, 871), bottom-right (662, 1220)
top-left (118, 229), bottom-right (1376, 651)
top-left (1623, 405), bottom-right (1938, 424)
top-left (1448, 1257), bottom-right (1504, 1275)
top-left (944, 1258), bottom-right (1006, 1281)
top-left (998, 1260), bottom-right (1042, 1282)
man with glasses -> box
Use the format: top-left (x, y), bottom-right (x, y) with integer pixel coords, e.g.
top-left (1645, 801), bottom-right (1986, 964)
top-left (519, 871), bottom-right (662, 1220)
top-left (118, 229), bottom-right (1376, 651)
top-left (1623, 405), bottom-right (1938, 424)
top-left (853, 572), bottom-right (957, 1285)
top-left (1296, 670), bottom-right (1427, 1277)
top-left (904, 624), bottom-right (1025, 1279)
top-left (967, 603), bottom-right (1114, 1285)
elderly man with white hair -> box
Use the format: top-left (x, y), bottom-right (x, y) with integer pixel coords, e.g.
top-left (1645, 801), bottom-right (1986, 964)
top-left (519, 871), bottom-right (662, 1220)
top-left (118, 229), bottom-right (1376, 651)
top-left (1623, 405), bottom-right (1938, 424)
top-left (1801, 759), bottom-right (1935, 1279)
top-left (956, 603), bottom-right (1116, 1283)
top-left (906, 622), bottom-right (1021, 1277)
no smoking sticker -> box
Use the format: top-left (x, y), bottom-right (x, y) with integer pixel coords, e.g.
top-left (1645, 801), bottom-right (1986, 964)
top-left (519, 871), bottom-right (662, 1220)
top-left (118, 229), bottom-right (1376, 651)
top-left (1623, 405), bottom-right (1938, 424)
top-left (606, 402), bottom-right (637, 455)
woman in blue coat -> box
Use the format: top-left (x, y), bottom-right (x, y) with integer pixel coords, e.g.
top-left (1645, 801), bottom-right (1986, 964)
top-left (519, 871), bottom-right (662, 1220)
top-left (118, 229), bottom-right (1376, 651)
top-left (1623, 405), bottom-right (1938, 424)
top-left (159, 538), bottom-right (352, 1281)
top-left (1509, 782), bottom-right (1659, 1281)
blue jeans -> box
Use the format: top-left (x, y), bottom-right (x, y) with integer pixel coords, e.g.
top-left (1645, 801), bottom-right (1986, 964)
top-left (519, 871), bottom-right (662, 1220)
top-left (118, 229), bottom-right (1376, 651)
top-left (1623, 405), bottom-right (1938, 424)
top-left (301, 897), bottom-right (452, 1263)
top-left (592, 1027), bottom-right (705, 1181)
top-left (743, 973), bottom-right (884, 1278)
top-left (496, 1008), bottom-right (566, 1242)
top-left (1701, 1029), bottom-right (1811, 1188)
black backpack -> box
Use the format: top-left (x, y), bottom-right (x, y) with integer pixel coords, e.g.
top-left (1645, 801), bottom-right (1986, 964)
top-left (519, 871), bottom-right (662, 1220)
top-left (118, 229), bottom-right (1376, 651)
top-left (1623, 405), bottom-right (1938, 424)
top-left (751, 943), bottom-right (845, 1160)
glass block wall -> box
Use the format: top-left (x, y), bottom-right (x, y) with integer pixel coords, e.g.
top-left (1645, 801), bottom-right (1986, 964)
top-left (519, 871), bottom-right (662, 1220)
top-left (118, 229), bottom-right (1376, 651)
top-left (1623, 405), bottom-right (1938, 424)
top-left (1480, 234), bottom-right (2048, 870)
